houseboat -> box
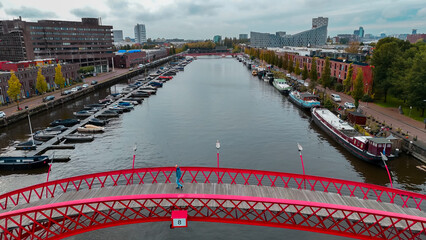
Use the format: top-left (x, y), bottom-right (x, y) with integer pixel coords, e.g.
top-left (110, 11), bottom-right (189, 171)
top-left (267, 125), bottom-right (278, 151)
top-left (311, 107), bottom-right (395, 165)
top-left (272, 79), bottom-right (292, 95)
top-left (0, 156), bottom-right (49, 170)
top-left (288, 91), bottom-right (320, 109)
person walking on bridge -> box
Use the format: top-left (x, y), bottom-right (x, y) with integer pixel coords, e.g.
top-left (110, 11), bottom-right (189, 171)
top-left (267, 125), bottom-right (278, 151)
top-left (175, 165), bottom-right (183, 189)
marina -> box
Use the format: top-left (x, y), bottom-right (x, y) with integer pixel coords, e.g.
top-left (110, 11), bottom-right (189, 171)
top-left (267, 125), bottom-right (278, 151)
top-left (0, 58), bottom-right (193, 165)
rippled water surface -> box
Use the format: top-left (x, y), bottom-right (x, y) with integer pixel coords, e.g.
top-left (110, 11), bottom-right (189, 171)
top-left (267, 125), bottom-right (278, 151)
top-left (1, 57), bottom-right (424, 239)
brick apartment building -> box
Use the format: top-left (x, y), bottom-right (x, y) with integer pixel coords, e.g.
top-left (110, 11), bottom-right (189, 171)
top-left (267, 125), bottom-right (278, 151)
top-left (0, 61), bottom-right (79, 104)
top-left (0, 17), bottom-right (113, 73)
top-left (113, 48), bottom-right (169, 68)
top-left (278, 52), bottom-right (373, 93)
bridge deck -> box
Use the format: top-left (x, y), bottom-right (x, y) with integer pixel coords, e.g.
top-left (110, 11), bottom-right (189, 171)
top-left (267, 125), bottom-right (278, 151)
top-left (1, 183), bottom-right (425, 232)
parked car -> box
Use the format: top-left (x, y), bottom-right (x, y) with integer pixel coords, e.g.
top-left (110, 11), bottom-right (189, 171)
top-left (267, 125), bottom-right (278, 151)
top-left (331, 94), bottom-right (341, 102)
top-left (75, 86), bottom-right (83, 91)
top-left (70, 88), bottom-right (78, 93)
top-left (129, 68), bottom-right (134, 71)
top-left (91, 80), bottom-right (98, 85)
top-left (344, 102), bottom-right (356, 109)
top-left (82, 84), bottom-right (89, 88)
top-left (43, 95), bottom-right (55, 102)
top-left (61, 90), bottom-right (72, 96)
top-left (0, 111), bottom-right (5, 118)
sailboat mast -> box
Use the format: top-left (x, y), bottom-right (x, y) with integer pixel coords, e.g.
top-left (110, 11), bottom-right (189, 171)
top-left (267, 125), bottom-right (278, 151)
top-left (28, 114), bottom-right (35, 146)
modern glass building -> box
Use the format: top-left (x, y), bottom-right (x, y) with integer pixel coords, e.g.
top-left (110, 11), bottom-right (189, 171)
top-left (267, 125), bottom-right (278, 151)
top-left (112, 30), bottom-right (124, 42)
top-left (134, 24), bottom-right (147, 44)
top-left (250, 17), bottom-right (328, 48)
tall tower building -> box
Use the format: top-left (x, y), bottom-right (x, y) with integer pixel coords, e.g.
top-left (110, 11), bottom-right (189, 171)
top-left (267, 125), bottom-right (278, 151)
top-left (112, 30), bottom-right (124, 42)
top-left (312, 17), bottom-right (328, 28)
top-left (134, 24), bottom-right (147, 44)
top-left (359, 27), bottom-right (364, 38)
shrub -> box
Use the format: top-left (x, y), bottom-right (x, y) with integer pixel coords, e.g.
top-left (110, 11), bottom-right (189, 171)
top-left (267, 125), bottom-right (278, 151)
top-left (361, 94), bottom-right (373, 102)
top-left (324, 98), bottom-right (334, 110)
top-left (334, 83), bottom-right (343, 92)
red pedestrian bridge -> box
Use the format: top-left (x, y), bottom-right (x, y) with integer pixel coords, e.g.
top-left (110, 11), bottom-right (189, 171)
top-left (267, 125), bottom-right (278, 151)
top-left (0, 167), bottom-right (425, 240)
top-left (183, 52), bottom-right (241, 57)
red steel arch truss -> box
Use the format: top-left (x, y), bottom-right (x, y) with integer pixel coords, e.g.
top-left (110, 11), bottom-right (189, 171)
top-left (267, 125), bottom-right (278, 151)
top-left (0, 167), bottom-right (425, 239)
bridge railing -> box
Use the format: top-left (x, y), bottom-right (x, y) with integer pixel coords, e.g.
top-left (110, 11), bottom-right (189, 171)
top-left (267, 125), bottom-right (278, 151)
top-left (0, 167), bottom-right (424, 211)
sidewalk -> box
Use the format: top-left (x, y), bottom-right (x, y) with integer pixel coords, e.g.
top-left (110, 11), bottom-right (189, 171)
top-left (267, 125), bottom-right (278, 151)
top-left (0, 69), bottom-right (128, 118)
top-left (287, 72), bottom-right (426, 144)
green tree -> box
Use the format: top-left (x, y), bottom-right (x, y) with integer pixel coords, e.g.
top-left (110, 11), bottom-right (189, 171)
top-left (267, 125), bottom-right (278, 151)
top-left (54, 64), bottom-right (65, 93)
top-left (310, 57), bottom-right (318, 82)
top-left (406, 46), bottom-right (426, 116)
top-left (371, 37), bottom-right (410, 102)
top-left (302, 63), bottom-right (308, 80)
top-left (343, 64), bottom-right (353, 93)
top-left (35, 68), bottom-right (48, 95)
top-left (295, 60), bottom-right (301, 75)
top-left (352, 69), bottom-right (364, 109)
top-left (320, 57), bottom-right (332, 89)
top-left (7, 71), bottom-right (22, 110)
top-left (288, 57), bottom-right (294, 73)
top-left (282, 53), bottom-right (288, 70)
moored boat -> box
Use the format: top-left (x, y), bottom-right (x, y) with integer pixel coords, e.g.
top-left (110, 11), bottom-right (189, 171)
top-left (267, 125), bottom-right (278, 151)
top-left (33, 130), bottom-right (61, 141)
top-left (0, 156), bottom-right (49, 170)
top-left (15, 140), bottom-right (43, 150)
top-left (50, 119), bottom-right (80, 127)
top-left (88, 118), bottom-right (108, 126)
top-left (272, 79), bottom-right (291, 95)
top-left (288, 91), bottom-right (320, 109)
top-left (73, 110), bottom-right (93, 118)
top-left (77, 124), bottom-right (105, 133)
top-left (311, 107), bottom-right (395, 165)
top-left (64, 134), bottom-right (94, 142)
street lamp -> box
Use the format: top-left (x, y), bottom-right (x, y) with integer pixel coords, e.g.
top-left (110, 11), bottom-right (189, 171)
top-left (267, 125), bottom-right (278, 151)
top-left (216, 140), bottom-right (220, 168)
top-left (132, 144), bottom-right (137, 169)
top-left (409, 106), bottom-right (413, 117)
top-left (380, 152), bottom-right (393, 188)
top-left (297, 143), bottom-right (306, 189)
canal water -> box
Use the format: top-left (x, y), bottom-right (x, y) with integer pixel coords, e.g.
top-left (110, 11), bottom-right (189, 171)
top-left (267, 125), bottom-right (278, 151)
top-left (0, 57), bottom-right (425, 239)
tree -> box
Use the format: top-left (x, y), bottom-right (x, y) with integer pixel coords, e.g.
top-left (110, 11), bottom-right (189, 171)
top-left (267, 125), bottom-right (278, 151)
top-left (352, 69), bottom-right (364, 109)
top-left (54, 64), bottom-right (65, 93)
top-left (406, 47), bottom-right (426, 116)
top-left (343, 64), bottom-right (353, 93)
top-left (7, 71), bottom-right (22, 110)
top-left (282, 53), bottom-right (288, 70)
top-left (288, 57), bottom-right (294, 73)
top-left (371, 37), bottom-right (410, 102)
top-left (35, 68), bottom-right (48, 95)
top-left (310, 57), bottom-right (318, 82)
top-left (302, 63), bottom-right (308, 80)
top-left (345, 42), bottom-right (360, 54)
top-left (320, 57), bottom-right (332, 89)
top-left (295, 60), bottom-right (301, 75)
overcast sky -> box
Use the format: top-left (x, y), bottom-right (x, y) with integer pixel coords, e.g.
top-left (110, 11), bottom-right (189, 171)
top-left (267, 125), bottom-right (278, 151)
top-left (0, 0), bottom-right (425, 40)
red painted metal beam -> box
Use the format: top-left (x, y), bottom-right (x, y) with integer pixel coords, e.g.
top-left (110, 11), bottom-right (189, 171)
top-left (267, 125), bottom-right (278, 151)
top-left (1, 194), bottom-right (425, 240)
top-left (0, 167), bottom-right (424, 212)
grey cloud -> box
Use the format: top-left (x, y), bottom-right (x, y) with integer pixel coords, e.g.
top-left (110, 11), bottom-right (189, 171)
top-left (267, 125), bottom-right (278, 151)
top-left (6, 6), bottom-right (57, 18)
top-left (185, 2), bottom-right (220, 16)
top-left (106, 0), bottom-right (130, 11)
top-left (0, 2), bottom-right (3, 8)
top-left (71, 7), bottom-right (103, 18)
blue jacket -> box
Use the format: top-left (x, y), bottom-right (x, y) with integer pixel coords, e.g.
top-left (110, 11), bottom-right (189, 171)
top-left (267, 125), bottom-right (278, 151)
top-left (176, 167), bottom-right (182, 179)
